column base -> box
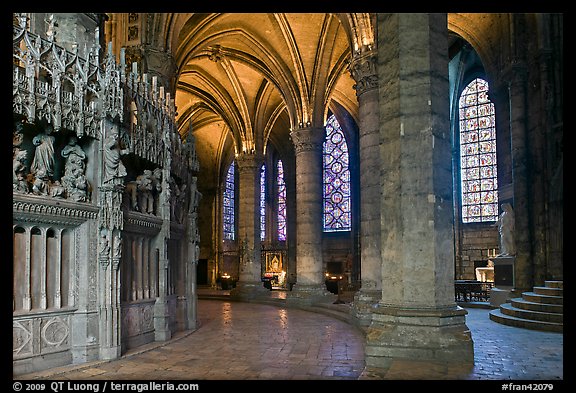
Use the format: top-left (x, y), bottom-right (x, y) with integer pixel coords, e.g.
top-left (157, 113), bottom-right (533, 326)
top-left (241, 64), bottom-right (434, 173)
top-left (350, 288), bottom-right (381, 330)
top-left (154, 298), bottom-right (172, 342)
top-left (99, 345), bottom-right (121, 360)
top-left (365, 303), bottom-right (474, 369)
top-left (286, 283), bottom-right (336, 306)
top-left (230, 280), bottom-right (271, 301)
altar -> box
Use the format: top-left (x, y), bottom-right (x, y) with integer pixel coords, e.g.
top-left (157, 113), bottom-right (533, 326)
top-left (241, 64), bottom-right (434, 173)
top-left (475, 259), bottom-right (494, 282)
top-left (475, 267), bottom-right (494, 282)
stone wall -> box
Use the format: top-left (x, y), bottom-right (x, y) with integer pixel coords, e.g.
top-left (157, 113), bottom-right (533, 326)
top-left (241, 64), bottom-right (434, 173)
top-left (457, 225), bottom-right (499, 280)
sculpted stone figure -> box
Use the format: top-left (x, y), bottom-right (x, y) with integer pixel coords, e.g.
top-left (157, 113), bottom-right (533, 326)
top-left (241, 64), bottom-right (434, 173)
top-left (103, 125), bottom-right (129, 186)
top-left (135, 170), bottom-right (155, 214)
top-left (61, 136), bottom-right (90, 202)
top-left (31, 126), bottom-right (55, 191)
top-left (13, 121), bottom-right (24, 155)
top-left (13, 149), bottom-right (29, 193)
top-left (495, 202), bottom-right (516, 256)
top-left (125, 168), bottom-right (162, 214)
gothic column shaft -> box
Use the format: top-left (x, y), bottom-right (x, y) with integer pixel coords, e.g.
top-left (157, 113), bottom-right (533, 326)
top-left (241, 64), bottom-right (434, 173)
top-left (290, 127), bottom-right (324, 286)
top-left (349, 48), bottom-right (382, 327)
top-left (231, 153), bottom-right (269, 300)
top-left (286, 127), bottom-right (333, 305)
top-left (366, 13), bottom-right (473, 368)
top-left (236, 153), bottom-right (262, 284)
top-left (508, 64), bottom-right (532, 293)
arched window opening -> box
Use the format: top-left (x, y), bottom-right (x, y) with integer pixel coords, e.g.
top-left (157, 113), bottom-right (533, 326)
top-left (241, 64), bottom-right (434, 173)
top-left (459, 77), bottom-right (499, 223)
top-left (323, 113), bottom-right (351, 232)
top-left (223, 161), bottom-right (235, 240)
top-left (277, 159), bottom-right (286, 241)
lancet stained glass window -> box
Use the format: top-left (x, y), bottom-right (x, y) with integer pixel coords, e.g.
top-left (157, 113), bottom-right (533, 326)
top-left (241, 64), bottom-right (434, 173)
top-left (223, 161), bottom-right (235, 240)
top-left (459, 77), bottom-right (499, 223)
top-left (323, 114), bottom-right (351, 232)
top-left (260, 164), bottom-right (266, 240)
top-left (277, 160), bottom-right (286, 241)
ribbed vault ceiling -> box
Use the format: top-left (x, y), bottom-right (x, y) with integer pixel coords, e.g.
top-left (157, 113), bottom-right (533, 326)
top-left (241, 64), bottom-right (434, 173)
top-left (169, 13), bottom-right (358, 180)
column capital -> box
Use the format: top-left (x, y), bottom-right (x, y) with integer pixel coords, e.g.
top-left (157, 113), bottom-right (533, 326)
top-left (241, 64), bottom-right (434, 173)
top-left (235, 152), bottom-right (263, 174)
top-left (290, 126), bottom-right (324, 155)
top-left (349, 48), bottom-right (378, 97)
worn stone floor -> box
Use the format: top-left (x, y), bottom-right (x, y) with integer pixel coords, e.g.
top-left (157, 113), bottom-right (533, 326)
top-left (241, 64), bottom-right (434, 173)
top-left (15, 295), bottom-right (564, 384)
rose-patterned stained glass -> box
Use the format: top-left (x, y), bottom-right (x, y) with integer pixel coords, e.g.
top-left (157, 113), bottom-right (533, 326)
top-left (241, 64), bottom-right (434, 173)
top-left (323, 114), bottom-right (351, 232)
top-left (260, 164), bottom-right (266, 240)
top-left (277, 160), bottom-right (286, 241)
top-left (223, 161), bottom-right (235, 240)
top-left (459, 78), bottom-right (498, 223)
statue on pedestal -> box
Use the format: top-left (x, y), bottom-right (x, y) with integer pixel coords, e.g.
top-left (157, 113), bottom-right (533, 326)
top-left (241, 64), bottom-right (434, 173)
top-left (495, 202), bottom-right (516, 257)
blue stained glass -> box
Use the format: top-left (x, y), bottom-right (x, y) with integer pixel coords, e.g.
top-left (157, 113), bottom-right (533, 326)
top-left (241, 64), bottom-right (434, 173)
top-left (323, 114), bottom-right (351, 232)
top-left (277, 160), bottom-right (286, 241)
top-left (223, 161), bottom-right (235, 240)
top-left (459, 78), bottom-right (499, 223)
top-left (260, 164), bottom-right (266, 240)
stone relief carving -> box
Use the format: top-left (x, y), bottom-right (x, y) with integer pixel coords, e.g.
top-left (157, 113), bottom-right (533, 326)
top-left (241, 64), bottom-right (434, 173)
top-left (41, 316), bottom-right (69, 350)
top-left (112, 231), bottom-right (122, 270)
top-left (124, 168), bottom-right (162, 215)
top-left (98, 228), bottom-right (110, 267)
top-left (169, 176), bottom-right (188, 224)
top-left (31, 125), bottom-right (55, 187)
top-left (13, 17), bottom-right (200, 370)
top-left (61, 135), bottom-right (90, 202)
top-left (13, 149), bottom-right (29, 194)
top-left (103, 125), bottom-right (129, 186)
top-left (13, 320), bottom-right (33, 357)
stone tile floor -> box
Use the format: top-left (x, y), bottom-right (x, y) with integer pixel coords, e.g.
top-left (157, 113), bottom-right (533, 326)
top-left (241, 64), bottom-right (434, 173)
top-left (15, 297), bottom-right (564, 383)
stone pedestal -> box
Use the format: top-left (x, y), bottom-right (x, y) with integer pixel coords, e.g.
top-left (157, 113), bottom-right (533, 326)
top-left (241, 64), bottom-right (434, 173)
top-left (489, 256), bottom-right (515, 307)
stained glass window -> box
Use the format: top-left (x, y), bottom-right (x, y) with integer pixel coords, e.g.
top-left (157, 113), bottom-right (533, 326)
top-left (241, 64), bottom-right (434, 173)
top-left (323, 114), bottom-right (351, 232)
top-left (223, 161), bottom-right (235, 240)
top-left (260, 164), bottom-right (266, 240)
top-left (277, 160), bottom-right (286, 241)
top-left (459, 78), bottom-right (499, 223)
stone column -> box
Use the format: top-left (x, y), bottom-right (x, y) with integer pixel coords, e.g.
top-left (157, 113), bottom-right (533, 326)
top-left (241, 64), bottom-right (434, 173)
top-left (184, 177), bottom-right (201, 330)
top-left (97, 121), bottom-right (126, 360)
top-left (507, 61), bottom-right (532, 294)
top-left (153, 130), bottom-right (173, 342)
top-left (366, 13), bottom-right (474, 369)
top-left (287, 127), bottom-right (334, 305)
top-left (349, 47), bottom-right (382, 328)
top-left (230, 152), bottom-right (269, 299)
